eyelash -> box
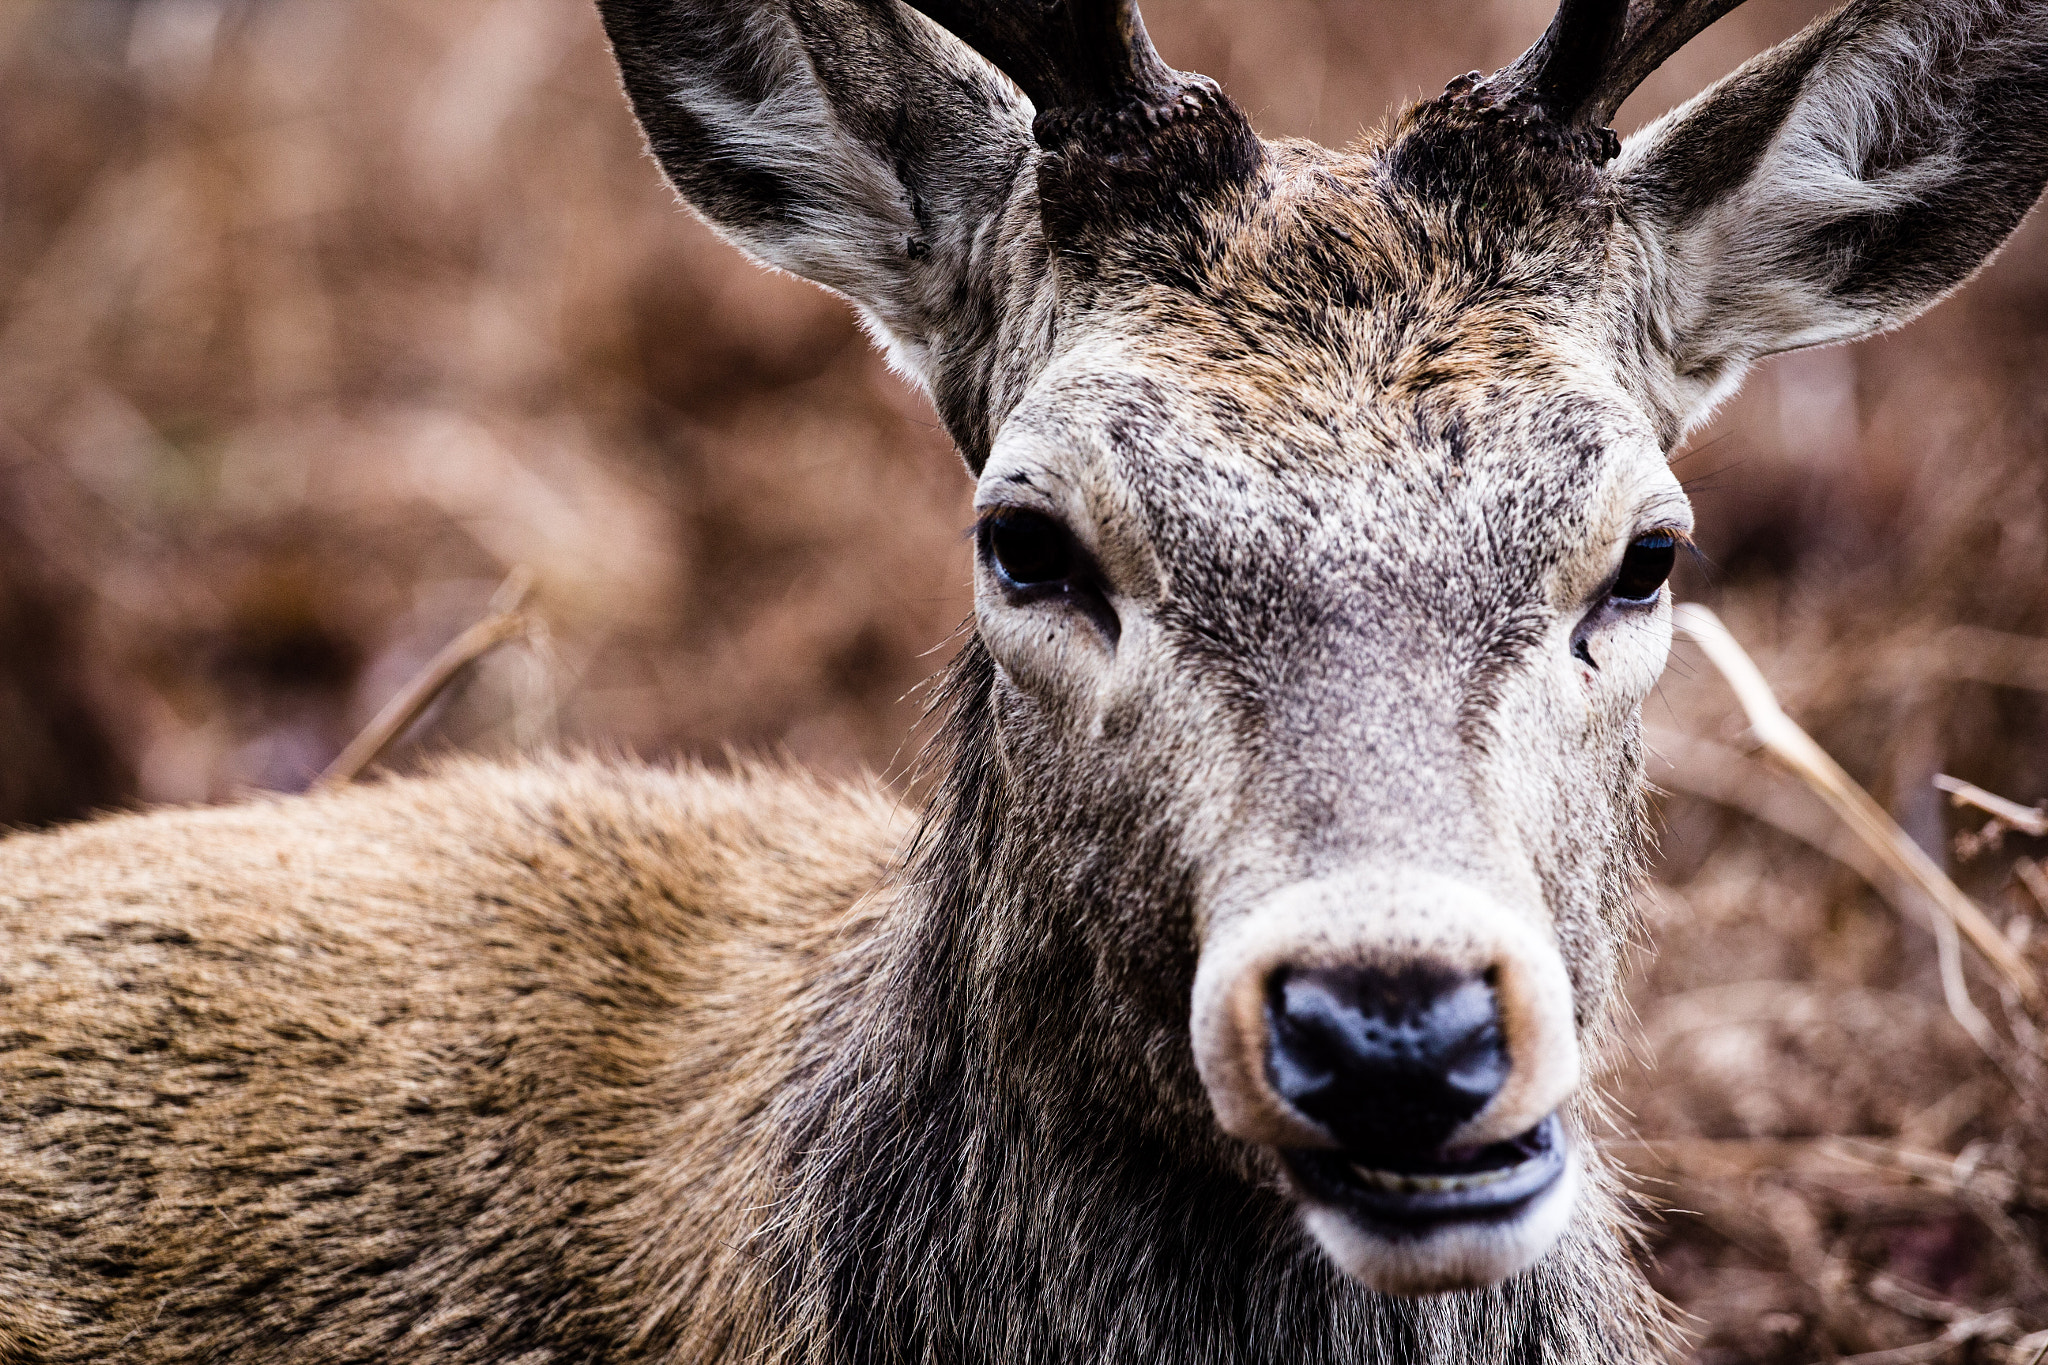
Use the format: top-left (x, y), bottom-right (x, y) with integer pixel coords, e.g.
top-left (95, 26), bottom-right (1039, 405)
top-left (1571, 528), bottom-right (1689, 670)
top-left (976, 507), bottom-right (1121, 644)
top-left (1608, 529), bottom-right (1680, 604)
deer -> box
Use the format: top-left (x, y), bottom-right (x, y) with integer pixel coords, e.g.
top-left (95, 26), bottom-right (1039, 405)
top-left (0, 0), bottom-right (2044, 1359)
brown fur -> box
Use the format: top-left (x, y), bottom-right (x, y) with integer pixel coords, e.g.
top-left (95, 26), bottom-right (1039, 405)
top-left (0, 759), bottom-right (901, 1362)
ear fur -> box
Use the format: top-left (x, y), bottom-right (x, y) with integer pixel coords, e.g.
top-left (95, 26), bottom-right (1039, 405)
top-left (1617, 0), bottom-right (2048, 426)
top-left (597, 0), bottom-right (1040, 458)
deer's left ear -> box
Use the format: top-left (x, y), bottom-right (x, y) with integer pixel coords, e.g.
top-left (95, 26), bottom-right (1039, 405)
top-left (1615, 0), bottom-right (2048, 427)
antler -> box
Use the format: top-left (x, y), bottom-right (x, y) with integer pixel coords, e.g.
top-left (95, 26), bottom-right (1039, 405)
top-left (894, 0), bottom-right (1262, 240)
top-left (897, 0), bottom-right (1243, 149)
top-left (1493, 0), bottom-right (1751, 131)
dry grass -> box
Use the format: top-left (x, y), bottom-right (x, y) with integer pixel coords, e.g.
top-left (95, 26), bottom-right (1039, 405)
top-left (0, 0), bottom-right (977, 807)
top-left (1637, 604), bottom-right (2048, 1362)
top-left (4, 1), bottom-right (2048, 1359)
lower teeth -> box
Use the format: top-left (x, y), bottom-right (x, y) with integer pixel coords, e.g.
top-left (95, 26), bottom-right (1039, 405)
top-left (1346, 1161), bottom-right (1520, 1194)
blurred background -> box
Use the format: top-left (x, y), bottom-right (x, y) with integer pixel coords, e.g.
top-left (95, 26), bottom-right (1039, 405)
top-left (2, 0), bottom-right (2046, 1359)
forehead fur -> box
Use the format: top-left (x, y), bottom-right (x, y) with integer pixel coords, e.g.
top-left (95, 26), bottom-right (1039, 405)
top-left (1035, 106), bottom-right (1654, 474)
top-left (1056, 104), bottom-right (1649, 478)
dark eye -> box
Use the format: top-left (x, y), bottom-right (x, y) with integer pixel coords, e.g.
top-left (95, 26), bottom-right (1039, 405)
top-left (1610, 531), bottom-right (1677, 603)
top-left (980, 508), bottom-right (1081, 589)
top-left (976, 507), bottom-right (1122, 644)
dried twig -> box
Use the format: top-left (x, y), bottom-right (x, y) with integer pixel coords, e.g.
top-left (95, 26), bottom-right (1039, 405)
top-left (317, 568), bottom-right (537, 789)
top-left (1646, 726), bottom-right (1889, 884)
top-left (1672, 607), bottom-right (2042, 1024)
top-left (1817, 1309), bottom-right (2016, 1365)
top-left (1652, 724), bottom-right (2010, 1057)
top-left (1898, 1076), bottom-right (1998, 1152)
top-left (2017, 858), bottom-right (2048, 917)
top-left (1937, 774), bottom-right (2048, 838)
top-left (1826, 1136), bottom-right (2034, 1206)
top-left (1923, 625), bottom-right (2048, 695)
top-left (1865, 1273), bottom-right (1968, 1323)
top-left (1608, 1136), bottom-right (2044, 1208)
top-left (2012, 1329), bottom-right (2048, 1365)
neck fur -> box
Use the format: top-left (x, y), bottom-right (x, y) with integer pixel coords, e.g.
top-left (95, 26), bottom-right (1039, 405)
top-left (763, 640), bottom-right (1667, 1365)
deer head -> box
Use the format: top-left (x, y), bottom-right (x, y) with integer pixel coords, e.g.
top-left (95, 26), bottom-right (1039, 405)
top-left (598, 0), bottom-right (2048, 1297)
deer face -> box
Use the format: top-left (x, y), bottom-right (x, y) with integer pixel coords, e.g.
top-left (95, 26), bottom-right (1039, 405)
top-left (965, 150), bottom-right (1690, 1289)
top-left (601, 0), bottom-right (2048, 1300)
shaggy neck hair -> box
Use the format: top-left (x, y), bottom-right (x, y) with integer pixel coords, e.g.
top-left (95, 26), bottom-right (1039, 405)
top-left (760, 640), bottom-right (1669, 1365)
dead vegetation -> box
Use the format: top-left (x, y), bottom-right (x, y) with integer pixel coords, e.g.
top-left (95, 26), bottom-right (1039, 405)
top-left (2, 0), bottom-right (2047, 1359)
top-left (1635, 602), bottom-right (2048, 1363)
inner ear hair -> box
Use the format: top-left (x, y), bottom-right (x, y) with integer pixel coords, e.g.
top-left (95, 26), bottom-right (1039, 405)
top-left (1613, 0), bottom-right (2048, 415)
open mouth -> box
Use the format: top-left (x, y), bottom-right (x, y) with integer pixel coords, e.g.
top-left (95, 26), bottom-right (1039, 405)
top-left (1282, 1114), bottom-right (1567, 1229)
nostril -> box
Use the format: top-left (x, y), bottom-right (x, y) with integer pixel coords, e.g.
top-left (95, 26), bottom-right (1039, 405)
top-left (1264, 965), bottom-right (1510, 1161)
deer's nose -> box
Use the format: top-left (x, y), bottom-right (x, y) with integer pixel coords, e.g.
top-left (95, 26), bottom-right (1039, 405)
top-left (1264, 966), bottom-right (1509, 1161)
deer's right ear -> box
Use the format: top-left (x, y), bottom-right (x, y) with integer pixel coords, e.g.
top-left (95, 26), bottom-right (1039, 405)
top-left (598, 0), bottom-right (1036, 454)
top-left (1615, 0), bottom-right (2048, 431)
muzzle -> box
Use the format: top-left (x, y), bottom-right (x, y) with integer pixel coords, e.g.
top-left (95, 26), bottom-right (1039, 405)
top-left (1190, 867), bottom-right (1581, 1294)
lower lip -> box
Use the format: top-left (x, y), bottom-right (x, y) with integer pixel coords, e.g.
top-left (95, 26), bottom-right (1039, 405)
top-left (1282, 1115), bottom-right (1568, 1229)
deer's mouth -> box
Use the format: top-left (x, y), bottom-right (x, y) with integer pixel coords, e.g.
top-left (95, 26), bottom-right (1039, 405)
top-left (1282, 1114), bottom-right (1566, 1228)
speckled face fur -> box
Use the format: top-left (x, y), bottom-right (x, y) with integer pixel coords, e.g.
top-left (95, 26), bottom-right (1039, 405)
top-left (964, 143), bottom-right (1690, 1289)
top-left (601, 0), bottom-right (2048, 1300)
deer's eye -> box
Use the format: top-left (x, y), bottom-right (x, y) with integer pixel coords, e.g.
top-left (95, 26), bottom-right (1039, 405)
top-left (1610, 531), bottom-right (1677, 603)
top-left (980, 509), bottom-right (1081, 589)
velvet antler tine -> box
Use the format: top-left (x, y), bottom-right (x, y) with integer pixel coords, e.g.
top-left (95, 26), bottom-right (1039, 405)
top-left (1489, 0), bottom-right (1752, 134)
top-left (1496, 0), bottom-right (1630, 122)
top-left (897, 0), bottom-right (1180, 128)
top-left (1583, 0), bottom-right (1751, 125)
top-left (894, 0), bottom-right (1261, 236)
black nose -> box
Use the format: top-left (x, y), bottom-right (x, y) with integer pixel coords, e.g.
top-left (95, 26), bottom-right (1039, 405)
top-left (1264, 965), bottom-right (1510, 1162)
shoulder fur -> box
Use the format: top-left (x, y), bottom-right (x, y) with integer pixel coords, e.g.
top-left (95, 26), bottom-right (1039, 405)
top-left (0, 757), bottom-right (909, 1364)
